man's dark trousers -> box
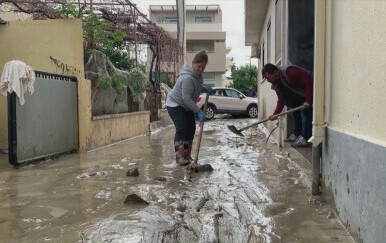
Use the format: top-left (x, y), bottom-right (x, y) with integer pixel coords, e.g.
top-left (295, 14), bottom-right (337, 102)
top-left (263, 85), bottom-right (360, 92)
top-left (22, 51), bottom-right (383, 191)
top-left (291, 107), bottom-right (312, 140)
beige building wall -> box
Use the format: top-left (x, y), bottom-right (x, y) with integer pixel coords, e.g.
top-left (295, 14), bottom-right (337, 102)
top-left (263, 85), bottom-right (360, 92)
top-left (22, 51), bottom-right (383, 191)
top-left (0, 19), bottom-right (152, 152)
top-left (186, 32), bottom-right (226, 72)
top-left (156, 31), bottom-right (226, 73)
top-left (0, 19), bottom-right (90, 150)
top-left (186, 11), bottom-right (217, 23)
top-left (150, 6), bottom-right (222, 25)
top-left (0, 19), bottom-right (85, 75)
top-left (326, 0), bottom-right (386, 146)
top-left (89, 111), bottom-right (150, 150)
top-left (150, 5), bottom-right (227, 87)
top-left (222, 78), bottom-right (233, 87)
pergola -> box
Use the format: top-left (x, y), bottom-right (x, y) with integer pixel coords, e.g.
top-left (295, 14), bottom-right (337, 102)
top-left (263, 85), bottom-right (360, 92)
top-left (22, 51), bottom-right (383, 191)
top-left (0, 0), bottom-right (183, 86)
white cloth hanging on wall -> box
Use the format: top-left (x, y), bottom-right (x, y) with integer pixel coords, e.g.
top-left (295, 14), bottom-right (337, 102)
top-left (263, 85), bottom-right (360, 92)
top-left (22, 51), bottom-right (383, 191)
top-left (0, 60), bottom-right (36, 105)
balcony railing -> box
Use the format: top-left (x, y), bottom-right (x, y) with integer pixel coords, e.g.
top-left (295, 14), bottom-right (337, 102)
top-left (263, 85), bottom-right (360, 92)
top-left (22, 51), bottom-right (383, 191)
top-left (187, 50), bottom-right (214, 53)
top-left (156, 23), bottom-right (222, 32)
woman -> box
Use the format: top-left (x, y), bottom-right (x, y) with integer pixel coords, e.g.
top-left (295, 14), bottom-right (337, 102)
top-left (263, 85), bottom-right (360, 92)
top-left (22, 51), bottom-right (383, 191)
top-left (166, 50), bottom-right (211, 166)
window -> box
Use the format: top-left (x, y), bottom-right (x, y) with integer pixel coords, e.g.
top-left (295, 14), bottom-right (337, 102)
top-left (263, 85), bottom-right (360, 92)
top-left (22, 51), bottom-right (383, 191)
top-left (164, 17), bottom-right (177, 23)
top-left (186, 40), bottom-right (214, 52)
top-left (275, 0), bottom-right (282, 62)
top-left (213, 89), bottom-right (225, 96)
top-left (195, 16), bottom-right (212, 23)
top-left (202, 72), bottom-right (215, 80)
top-left (224, 89), bottom-right (240, 98)
top-left (204, 84), bottom-right (215, 88)
top-left (267, 18), bottom-right (271, 63)
top-left (262, 42), bottom-right (265, 67)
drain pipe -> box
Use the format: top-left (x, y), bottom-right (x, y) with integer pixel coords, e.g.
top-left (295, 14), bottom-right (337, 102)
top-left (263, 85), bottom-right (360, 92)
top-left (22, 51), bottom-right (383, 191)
top-left (309, 0), bottom-right (327, 195)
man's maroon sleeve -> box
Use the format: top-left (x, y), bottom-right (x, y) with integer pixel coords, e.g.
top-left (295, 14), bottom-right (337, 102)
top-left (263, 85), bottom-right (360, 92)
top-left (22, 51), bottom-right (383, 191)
top-left (273, 93), bottom-right (285, 115)
top-left (286, 66), bottom-right (313, 104)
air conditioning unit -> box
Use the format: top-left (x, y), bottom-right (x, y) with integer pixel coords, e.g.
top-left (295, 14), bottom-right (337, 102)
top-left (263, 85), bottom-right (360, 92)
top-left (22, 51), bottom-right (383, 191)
top-left (251, 42), bottom-right (261, 59)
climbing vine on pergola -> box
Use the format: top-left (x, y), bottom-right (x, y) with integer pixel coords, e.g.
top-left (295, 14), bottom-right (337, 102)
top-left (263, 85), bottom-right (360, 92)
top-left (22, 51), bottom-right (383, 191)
top-left (0, 0), bottom-right (183, 87)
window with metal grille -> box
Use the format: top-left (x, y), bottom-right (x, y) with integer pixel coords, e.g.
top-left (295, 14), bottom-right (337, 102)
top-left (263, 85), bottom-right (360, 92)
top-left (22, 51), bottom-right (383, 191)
top-left (186, 40), bottom-right (214, 52)
top-left (164, 17), bottom-right (177, 23)
top-left (195, 16), bottom-right (212, 23)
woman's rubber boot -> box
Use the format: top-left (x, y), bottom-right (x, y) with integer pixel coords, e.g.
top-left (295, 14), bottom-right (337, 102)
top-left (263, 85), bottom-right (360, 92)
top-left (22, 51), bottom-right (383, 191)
top-left (175, 145), bottom-right (190, 166)
top-left (184, 142), bottom-right (194, 161)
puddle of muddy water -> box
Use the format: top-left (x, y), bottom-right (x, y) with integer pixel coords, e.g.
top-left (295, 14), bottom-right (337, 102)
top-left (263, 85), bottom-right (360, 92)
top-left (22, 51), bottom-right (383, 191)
top-left (0, 118), bottom-right (354, 243)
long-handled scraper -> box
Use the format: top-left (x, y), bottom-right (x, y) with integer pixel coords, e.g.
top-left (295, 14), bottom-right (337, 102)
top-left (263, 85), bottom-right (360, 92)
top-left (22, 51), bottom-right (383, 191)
top-left (189, 93), bottom-right (214, 173)
top-left (227, 105), bottom-right (306, 137)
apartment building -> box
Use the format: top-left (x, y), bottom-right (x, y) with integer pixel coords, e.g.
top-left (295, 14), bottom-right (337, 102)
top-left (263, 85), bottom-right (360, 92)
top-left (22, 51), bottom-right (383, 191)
top-left (149, 4), bottom-right (227, 87)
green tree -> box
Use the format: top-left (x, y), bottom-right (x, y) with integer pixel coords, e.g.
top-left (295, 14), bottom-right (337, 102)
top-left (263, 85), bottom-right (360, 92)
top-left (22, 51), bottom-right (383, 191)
top-left (83, 13), bottom-right (130, 64)
top-left (128, 68), bottom-right (147, 94)
top-left (228, 65), bottom-right (258, 95)
top-left (100, 73), bottom-right (126, 94)
top-left (55, 4), bottom-right (77, 18)
top-left (56, 5), bottom-right (143, 73)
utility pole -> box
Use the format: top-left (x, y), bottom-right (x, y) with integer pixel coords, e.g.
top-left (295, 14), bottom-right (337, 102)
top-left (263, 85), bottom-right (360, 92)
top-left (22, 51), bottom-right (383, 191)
top-left (176, 0), bottom-right (186, 66)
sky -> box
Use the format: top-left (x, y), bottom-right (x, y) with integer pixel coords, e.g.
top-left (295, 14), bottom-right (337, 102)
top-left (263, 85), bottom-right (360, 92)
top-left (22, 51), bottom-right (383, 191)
top-left (130, 0), bottom-right (254, 67)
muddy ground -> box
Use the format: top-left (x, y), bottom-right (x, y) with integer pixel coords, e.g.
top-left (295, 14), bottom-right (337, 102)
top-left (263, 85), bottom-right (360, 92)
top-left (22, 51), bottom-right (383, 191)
top-left (0, 118), bottom-right (354, 243)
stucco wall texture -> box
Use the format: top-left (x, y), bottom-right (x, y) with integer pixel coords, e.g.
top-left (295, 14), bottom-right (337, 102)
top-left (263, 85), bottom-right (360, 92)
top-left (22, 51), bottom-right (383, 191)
top-left (321, 1), bottom-right (386, 242)
top-left (326, 0), bottom-right (386, 145)
top-left (322, 129), bottom-right (386, 243)
top-left (257, 0), bottom-right (285, 143)
top-left (89, 111), bottom-right (150, 150)
top-left (0, 19), bottom-right (151, 152)
top-left (0, 19), bottom-right (87, 149)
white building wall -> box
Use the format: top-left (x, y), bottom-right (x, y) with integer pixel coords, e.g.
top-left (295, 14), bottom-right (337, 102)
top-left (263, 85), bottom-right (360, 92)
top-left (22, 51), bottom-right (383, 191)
top-left (317, 1), bottom-right (386, 242)
top-left (327, 0), bottom-right (386, 146)
top-left (257, 0), bottom-right (284, 138)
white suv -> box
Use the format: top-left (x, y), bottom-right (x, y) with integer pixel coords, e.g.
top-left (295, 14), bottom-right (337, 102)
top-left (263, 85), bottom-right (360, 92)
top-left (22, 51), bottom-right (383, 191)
top-left (196, 87), bottom-right (258, 119)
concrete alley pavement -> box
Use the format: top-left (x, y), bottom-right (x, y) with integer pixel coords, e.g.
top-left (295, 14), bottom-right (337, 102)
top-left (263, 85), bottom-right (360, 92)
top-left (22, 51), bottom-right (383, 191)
top-left (0, 118), bottom-right (354, 242)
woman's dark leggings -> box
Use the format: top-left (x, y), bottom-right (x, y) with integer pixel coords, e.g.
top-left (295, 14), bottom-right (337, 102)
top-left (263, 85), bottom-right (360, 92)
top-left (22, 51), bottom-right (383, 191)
top-left (167, 106), bottom-right (196, 146)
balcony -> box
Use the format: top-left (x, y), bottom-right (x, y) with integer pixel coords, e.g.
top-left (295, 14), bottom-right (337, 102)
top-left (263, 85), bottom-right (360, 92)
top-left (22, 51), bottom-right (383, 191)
top-left (187, 23), bottom-right (222, 32)
top-left (245, 0), bottom-right (269, 45)
top-left (156, 22), bottom-right (222, 33)
top-left (186, 52), bottom-right (226, 73)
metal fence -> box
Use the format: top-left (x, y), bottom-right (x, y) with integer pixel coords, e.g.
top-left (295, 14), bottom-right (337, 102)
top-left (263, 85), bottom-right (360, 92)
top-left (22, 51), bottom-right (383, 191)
top-left (8, 71), bottom-right (78, 166)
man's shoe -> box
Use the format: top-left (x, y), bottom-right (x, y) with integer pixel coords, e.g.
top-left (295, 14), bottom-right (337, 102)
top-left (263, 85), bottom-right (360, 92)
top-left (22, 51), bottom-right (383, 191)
top-left (291, 136), bottom-right (311, 148)
top-left (284, 134), bottom-right (299, 142)
top-left (0, 18), bottom-right (7, 25)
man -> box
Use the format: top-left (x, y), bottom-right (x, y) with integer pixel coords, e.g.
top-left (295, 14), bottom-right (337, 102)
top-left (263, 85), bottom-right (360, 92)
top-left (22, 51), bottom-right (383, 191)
top-left (262, 63), bottom-right (313, 147)
top-left (245, 86), bottom-right (256, 97)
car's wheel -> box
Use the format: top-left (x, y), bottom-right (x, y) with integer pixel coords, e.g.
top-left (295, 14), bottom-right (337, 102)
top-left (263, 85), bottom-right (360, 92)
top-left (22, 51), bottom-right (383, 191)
top-left (247, 105), bottom-right (258, 118)
top-left (205, 105), bottom-right (215, 120)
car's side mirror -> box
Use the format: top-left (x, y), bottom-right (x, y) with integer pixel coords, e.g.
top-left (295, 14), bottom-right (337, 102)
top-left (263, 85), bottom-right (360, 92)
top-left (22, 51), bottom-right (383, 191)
top-left (239, 94), bottom-right (245, 99)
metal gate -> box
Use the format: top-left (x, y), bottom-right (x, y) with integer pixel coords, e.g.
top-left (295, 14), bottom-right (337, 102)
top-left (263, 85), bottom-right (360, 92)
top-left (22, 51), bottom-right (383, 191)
top-left (8, 71), bottom-right (78, 166)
